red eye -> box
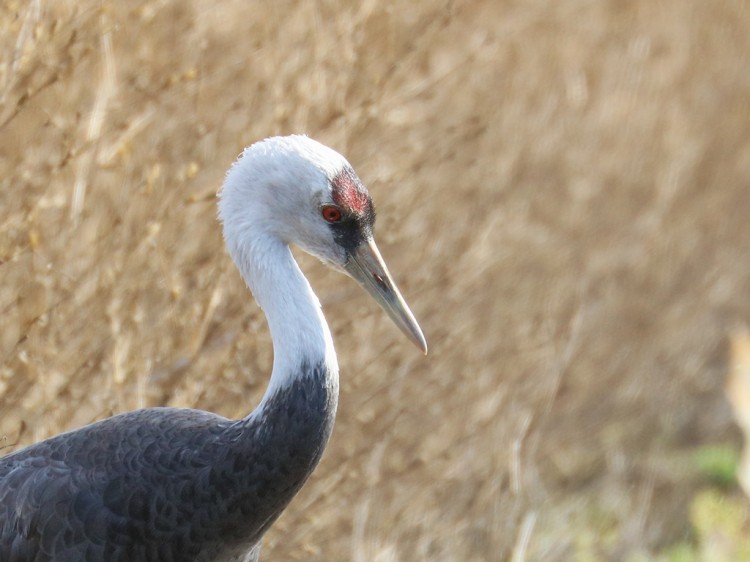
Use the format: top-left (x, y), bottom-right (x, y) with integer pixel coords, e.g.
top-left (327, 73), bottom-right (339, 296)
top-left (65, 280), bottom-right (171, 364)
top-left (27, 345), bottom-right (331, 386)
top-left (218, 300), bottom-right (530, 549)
top-left (321, 205), bottom-right (342, 223)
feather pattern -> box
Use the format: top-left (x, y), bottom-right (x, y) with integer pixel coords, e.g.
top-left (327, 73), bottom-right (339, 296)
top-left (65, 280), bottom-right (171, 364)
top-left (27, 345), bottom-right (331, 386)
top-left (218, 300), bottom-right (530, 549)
top-left (0, 363), bottom-right (336, 561)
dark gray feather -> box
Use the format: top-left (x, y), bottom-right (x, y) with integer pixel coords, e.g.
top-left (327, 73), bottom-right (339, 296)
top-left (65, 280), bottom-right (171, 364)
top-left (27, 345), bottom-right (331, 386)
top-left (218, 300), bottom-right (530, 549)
top-left (0, 362), bottom-right (335, 562)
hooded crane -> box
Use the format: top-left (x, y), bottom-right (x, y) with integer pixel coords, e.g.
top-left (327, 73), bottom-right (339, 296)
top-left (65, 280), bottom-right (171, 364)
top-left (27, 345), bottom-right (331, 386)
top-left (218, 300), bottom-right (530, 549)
top-left (0, 135), bottom-right (427, 561)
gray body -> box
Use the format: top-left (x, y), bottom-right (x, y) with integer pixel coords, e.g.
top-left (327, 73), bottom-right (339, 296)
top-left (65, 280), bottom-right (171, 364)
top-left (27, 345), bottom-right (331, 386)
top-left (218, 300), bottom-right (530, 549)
top-left (0, 363), bottom-right (335, 561)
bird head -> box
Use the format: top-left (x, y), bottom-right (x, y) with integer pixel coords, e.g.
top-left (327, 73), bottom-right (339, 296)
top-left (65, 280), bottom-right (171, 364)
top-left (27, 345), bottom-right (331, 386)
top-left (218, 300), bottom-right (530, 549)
top-left (219, 135), bottom-right (427, 354)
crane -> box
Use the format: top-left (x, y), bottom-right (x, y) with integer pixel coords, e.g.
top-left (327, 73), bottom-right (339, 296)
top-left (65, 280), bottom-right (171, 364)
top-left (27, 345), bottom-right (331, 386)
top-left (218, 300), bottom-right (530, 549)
top-left (0, 135), bottom-right (427, 561)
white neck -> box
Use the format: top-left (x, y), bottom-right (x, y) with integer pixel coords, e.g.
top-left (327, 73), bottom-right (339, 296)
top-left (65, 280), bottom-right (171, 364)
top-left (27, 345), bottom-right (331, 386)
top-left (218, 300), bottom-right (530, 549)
top-left (230, 230), bottom-right (339, 405)
top-left (218, 136), bottom-right (350, 410)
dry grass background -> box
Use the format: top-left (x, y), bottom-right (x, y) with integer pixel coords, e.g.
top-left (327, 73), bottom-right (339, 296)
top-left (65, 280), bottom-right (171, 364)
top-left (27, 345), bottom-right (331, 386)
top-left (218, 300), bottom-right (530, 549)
top-left (1, 1), bottom-right (750, 560)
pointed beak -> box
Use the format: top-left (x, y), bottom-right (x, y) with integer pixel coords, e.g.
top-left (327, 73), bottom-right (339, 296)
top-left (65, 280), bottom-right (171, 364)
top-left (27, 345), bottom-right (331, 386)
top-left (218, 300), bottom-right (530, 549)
top-left (344, 238), bottom-right (428, 354)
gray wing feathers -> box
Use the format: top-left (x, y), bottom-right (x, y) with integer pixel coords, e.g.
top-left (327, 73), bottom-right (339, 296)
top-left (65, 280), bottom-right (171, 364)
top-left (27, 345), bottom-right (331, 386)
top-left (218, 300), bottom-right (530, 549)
top-left (0, 368), bottom-right (333, 561)
top-left (0, 408), bottom-right (229, 561)
top-left (2, 456), bottom-right (92, 560)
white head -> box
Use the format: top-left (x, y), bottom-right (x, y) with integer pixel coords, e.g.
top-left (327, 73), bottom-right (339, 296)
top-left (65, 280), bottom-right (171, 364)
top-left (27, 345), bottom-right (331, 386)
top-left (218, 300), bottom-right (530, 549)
top-left (219, 135), bottom-right (427, 353)
top-left (220, 135), bottom-right (372, 271)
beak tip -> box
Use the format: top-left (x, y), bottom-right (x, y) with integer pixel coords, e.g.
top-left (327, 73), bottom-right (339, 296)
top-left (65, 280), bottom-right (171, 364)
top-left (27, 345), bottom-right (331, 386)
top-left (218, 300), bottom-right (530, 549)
top-left (414, 332), bottom-right (428, 355)
top-left (347, 238), bottom-right (429, 356)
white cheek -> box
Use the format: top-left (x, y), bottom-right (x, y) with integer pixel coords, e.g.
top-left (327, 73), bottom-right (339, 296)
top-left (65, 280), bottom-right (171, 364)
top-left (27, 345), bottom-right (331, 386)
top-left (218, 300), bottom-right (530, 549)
top-left (290, 218), bottom-right (331, 255)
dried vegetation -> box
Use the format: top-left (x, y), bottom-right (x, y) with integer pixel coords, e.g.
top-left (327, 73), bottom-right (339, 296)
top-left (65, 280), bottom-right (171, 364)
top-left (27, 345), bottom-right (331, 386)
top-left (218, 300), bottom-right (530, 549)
top-left (1, 1), bottom-right (750, 560)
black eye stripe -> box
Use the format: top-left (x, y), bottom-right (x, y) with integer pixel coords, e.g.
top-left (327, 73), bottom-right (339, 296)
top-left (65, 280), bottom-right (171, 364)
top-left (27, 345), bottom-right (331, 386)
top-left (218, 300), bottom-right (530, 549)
top-left (327, 216), bottom-right (371, 255)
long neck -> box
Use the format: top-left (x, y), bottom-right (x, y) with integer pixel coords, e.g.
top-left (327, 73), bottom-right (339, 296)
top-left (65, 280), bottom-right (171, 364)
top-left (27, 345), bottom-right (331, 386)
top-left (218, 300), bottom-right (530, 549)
top-left (213, 162), bottom-right (342, 550)
top-left (207, 233), bottom-right (340, 549)
top-left (238, 235), bottom-right (339, 407)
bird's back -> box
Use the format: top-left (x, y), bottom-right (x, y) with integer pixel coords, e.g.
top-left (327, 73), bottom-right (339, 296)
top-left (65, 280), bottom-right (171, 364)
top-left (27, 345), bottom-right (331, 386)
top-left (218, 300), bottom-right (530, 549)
top-left (0, 364), bottom-right (336, 562)
top-left (0, 408), bottom-right (259, 561)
